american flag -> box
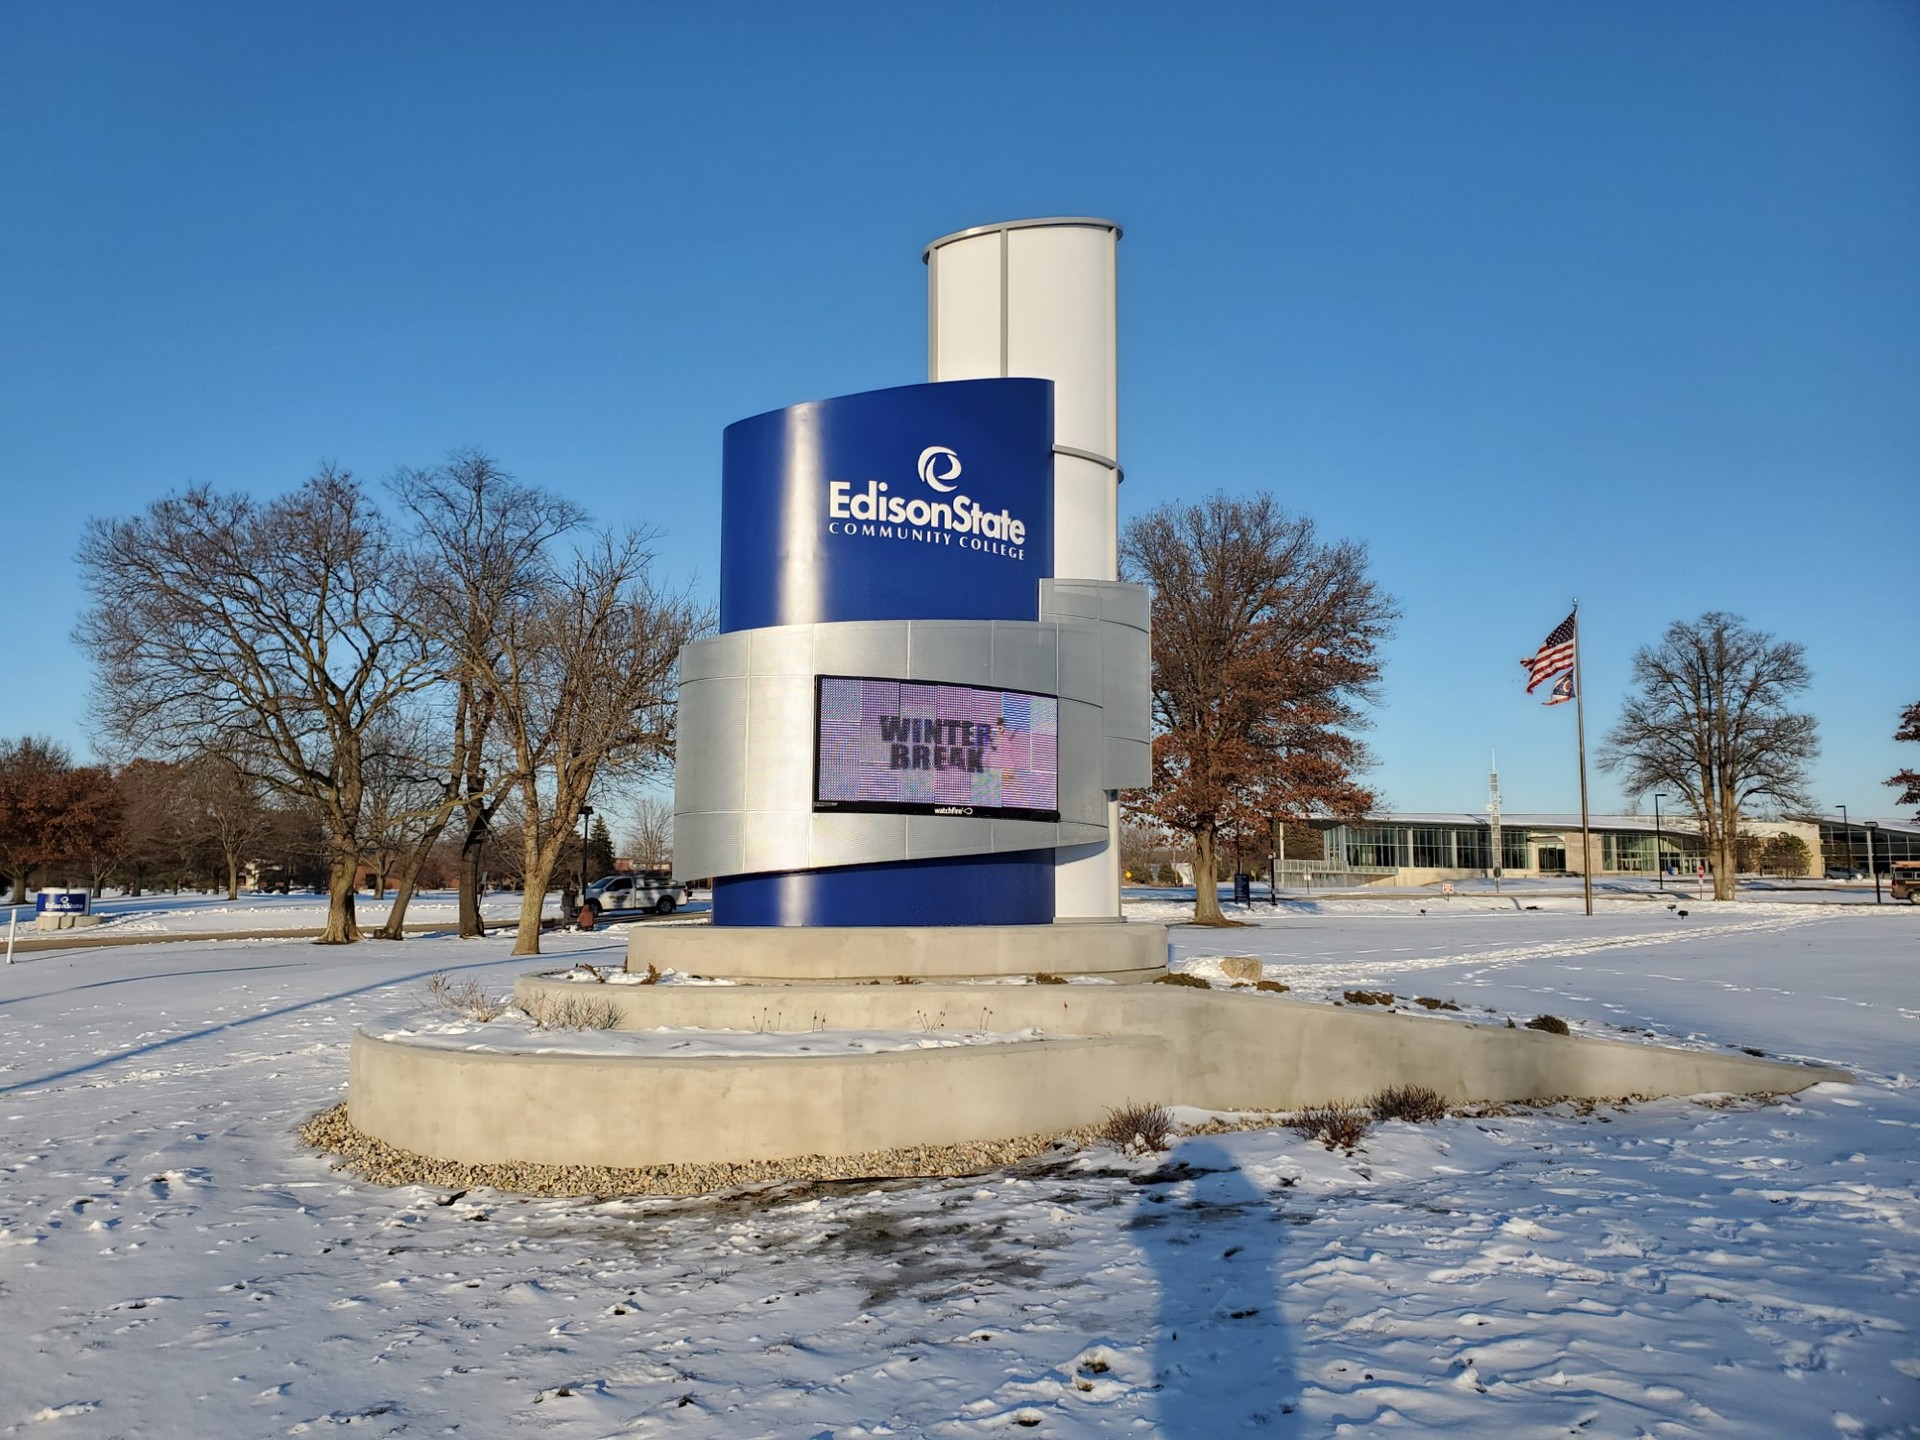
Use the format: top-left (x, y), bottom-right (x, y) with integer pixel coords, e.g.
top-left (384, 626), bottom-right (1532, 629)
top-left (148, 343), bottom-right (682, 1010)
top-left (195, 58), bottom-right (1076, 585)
top-left (1522, 611), bottom-right (1577, 694)
top-left (1543, 672), bottom-right (1574, 706)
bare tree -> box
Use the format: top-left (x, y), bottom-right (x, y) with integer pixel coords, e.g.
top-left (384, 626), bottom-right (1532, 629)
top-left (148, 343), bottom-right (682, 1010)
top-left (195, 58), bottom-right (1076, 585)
top-left (393, 453), bottom-right (586, 938)
top-left (176, 754), bottom-right (268, 900)
top-left (486, 534), bottom-right (705, 954)
top-left (1121, 494), bottom-right (1397, 924)
top-left (1599, 612), bottom-right (1817, 902)
top-left (625, 794), bottom-right (674, 872)
top-left (76, 471), bottom-right (441, 941)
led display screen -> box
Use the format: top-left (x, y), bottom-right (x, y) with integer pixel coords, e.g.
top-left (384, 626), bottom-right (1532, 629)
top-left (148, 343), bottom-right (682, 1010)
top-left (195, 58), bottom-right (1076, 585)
top-left (813, 675), bottom-right (1060, 821)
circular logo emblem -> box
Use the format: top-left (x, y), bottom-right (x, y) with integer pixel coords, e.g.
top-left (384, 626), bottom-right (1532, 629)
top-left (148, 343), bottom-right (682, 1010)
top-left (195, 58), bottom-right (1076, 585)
top-left (917, 446), bottom-right (962, 493)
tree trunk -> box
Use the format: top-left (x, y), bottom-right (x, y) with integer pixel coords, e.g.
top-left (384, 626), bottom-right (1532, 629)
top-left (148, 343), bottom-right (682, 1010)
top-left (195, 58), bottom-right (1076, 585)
top-left (225, 849), bottom-right (240, 901)
top-left (458, 838), bottom-right (486, 938)
top-left (1192, 826), bottom-right (1226, 924)
top-left (374, 822), bottom-right (448, 940)
top-left (319, 851), bottom-right (361, 944)
top-left (10, 873), bottom-right (27, 905)
top-left (513, 821), bottom-right (576, 956)
top-left (512, 884), bottom-right (548, 957)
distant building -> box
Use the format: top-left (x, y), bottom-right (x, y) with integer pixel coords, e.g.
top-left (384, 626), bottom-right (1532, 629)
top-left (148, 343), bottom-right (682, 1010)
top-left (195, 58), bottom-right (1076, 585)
top-left (1270, 812), bottom-right (1920, 886)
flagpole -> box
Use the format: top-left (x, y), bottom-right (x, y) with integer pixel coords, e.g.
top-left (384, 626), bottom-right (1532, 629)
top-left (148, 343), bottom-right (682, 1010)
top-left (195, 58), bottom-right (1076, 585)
top-left (1572, 600), bottom-right (1593, 917)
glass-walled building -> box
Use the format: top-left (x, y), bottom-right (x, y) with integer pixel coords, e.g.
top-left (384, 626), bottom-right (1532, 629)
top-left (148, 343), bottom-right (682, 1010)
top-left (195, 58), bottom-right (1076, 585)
top-left (1820, 816), bottom-right (1920, 874)
top-left (1310, 813), bottom-right (1710, 882)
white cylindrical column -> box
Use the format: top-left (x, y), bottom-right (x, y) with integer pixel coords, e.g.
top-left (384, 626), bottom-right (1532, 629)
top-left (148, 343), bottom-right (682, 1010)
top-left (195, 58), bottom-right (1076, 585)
top-left (926, 218), bottom-right (1125, 921)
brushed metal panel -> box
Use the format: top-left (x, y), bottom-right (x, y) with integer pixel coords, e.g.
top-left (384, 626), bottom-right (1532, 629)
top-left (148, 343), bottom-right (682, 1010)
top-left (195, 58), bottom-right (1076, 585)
top-left (673, 810), bottom-right (744, 882)
top-left (1105, 736), bottom-right (1152, 792)
top-left (741, 808), bottom-right (813, 874)
top-left (674, 675), bottom-right (749, 815)
top-left (1101, 622), bottom-right (1152, 742)
top-left (1058, 622), bottom-right (1103, 704)
top-left (905, 622), bottom-right (994, 685)
top-left (990, 622), bottom-right (1059, 695)
top-left (1056, 699), bottom-right (1107, 825)
top-left (748, 624), bottom-right (816, 677)
top-left (1101, 580), bottom-right (1150, 631)
top-left (812, 621), bottom-right (909, 678)
top-left (743, 675), bottom-right (816, 813)
top-left (991, 818), bottom-right (1063, 852)
top-left (680, 630), bottom-right (751, 683)
top-left (905, 815), bottom-right (996, 858)
top-left (1038, 577), bottom-right (1102, 622)
top-left (810, 813), bottom-right (909, 868)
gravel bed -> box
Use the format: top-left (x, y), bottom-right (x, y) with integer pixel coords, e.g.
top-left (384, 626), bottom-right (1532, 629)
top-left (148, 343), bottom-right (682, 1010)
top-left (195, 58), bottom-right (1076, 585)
top-left (299, 1103), bottom-right (1106, 1198)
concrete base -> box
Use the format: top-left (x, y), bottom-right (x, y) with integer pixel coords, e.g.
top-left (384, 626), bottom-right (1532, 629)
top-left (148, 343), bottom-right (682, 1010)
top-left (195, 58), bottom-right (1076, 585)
top-left (34, 913), bottom-right (102, 931)
top-left (626, 920), bottom-right (1168, 984)
top-left (346, 973), bottom-right (1849, 1171)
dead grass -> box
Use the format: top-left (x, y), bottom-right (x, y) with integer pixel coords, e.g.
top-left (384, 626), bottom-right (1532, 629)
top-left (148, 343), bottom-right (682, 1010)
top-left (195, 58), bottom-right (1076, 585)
top-left (1033, 973), bottom-right (1068, 985)
top-left (1097, 1101), bottom-right (1176, 1154)
top-left (519, 994), bottom-right (622, 1031)
top-left (1413, 996), bottom-right (1460, 1011)
top-left (1254, 979), bottom-right (1290, 993)
top-left (420, 972), bottom-right (510, 1023)
top-left (1524, 1014), bottom-right (1571, 1036)
top-left (1368, 1084), bottom-right (1449, 1123)
top-left (1152, 972), bottom-right (1212, 989)
top-left (1288, 1102), bottom-right (1373, 1151)
top-left (1342, 989), bottom-right (1394, 1006)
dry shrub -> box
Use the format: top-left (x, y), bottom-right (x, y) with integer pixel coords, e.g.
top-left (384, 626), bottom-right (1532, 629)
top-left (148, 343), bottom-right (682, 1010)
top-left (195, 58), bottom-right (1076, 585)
top-left (521, 994), bottom-right (621, 1031)
top-left (1097, 1101), bottom-right (1175, 1154)
top-left (635, 963), bottom-right (661, 985)
top-left (568, 962), bottom-right (607, 983)
top-left (1524, 1014), bottom-right (1571, 1036)
top-left (421, 972), bottom-right (510, 1023)
top-left (1289, 1102), bottom-right (1373, 1151)
top-left (1413, 996), bottom-right (1459, 1011)
top-left (1254, 980), bottom-right (1290, 994)
top-left (1369, 1084), bottom-right (1448, 1123)
top-left (1342, 989), bottom-right (1394, 1006)
top-left (1153, 972), bottom-right (1212, 989)
top-left (1033, 973), bottom-right (1068, 985)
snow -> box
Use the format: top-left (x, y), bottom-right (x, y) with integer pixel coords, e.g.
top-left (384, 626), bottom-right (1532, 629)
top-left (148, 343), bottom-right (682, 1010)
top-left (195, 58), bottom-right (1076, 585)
top-left (2, 892), bottom-right (1916, 1436)
top-left (369, 1009), bottom-right (1060, 1059)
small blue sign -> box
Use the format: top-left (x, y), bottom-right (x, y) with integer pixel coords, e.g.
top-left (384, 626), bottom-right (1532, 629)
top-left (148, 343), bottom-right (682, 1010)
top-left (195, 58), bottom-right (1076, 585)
top-left (36, 889), bottom-right (89, 915)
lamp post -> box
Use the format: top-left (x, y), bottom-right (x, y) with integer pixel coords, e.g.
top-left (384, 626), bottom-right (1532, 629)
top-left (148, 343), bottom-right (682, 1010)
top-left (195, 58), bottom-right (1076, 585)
top-left (578, 804), bottom-right (594, 907)
top-left (1866, 821), bottom-right (1881, 904)
top-left (1653, 793), bottom-right (1667, 890)
top-left (1837, 804), bottom-right (1850, 878)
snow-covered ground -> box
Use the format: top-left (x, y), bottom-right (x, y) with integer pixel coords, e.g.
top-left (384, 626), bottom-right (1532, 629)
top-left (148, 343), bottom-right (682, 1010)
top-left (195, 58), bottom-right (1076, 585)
top-left (1, 893), bottom-right (1915, 1436)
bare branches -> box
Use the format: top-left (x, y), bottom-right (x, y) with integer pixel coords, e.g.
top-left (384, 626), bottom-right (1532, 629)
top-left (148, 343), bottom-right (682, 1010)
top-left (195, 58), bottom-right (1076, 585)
top-left (75, 471), bottom-right (441, 941)
top-left (1599, 612), bottom-right (1817, 900)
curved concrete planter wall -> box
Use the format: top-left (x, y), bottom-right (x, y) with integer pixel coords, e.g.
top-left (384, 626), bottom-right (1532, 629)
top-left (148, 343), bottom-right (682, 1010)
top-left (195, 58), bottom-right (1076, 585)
top-left (346, 974), bottom-right (1847, 1170)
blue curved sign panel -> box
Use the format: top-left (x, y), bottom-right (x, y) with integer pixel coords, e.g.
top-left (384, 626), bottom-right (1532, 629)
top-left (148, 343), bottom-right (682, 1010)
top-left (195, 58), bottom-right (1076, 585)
top-left (720, 378), bottom-right (1053, 632)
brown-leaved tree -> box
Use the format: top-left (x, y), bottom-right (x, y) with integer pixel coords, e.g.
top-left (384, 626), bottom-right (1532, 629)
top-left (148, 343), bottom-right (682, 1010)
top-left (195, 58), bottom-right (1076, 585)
top-left (1121, 494), bottom-right (1397, 924)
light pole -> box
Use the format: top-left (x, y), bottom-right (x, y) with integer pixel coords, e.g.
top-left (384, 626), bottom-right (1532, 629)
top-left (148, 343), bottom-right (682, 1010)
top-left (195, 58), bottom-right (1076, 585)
top-left (1866, 821), bottom-right (1881, 904)
top-left (1837, 804), bottom-right (1850, 878)
top-left (578, 804), bottom-right (594, 907)
top-left (1653, 793), bottom-right (1667, 890)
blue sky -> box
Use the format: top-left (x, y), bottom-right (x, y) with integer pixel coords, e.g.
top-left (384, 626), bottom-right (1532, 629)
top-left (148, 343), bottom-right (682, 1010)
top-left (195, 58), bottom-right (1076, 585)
top-left (3, 0), bottom-right (1915, 830)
